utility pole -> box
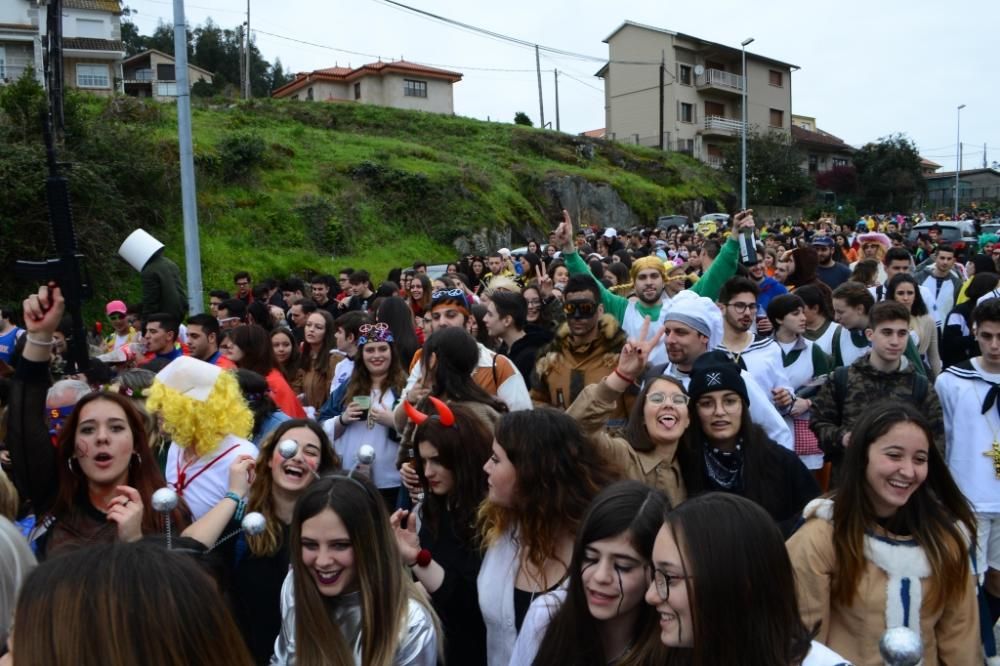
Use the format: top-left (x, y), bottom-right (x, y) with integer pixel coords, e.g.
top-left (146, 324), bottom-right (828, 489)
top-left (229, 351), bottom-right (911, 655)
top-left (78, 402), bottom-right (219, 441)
top-left (245, 0), bottom-right (251, 99)
top-left (534, 45), bottom-right (544, 128)
top-left (173, 0), bottom-right (204, 313)
top-left (46, 0), bottom-right (65, 137)
top-left (985, 142), bottom-right (988, 169)
top-left (658, 51), bottom-right (665, 150)
top-left (237, 24), bottom-right (245, 98)
top-left (553, 69), bottom-right (560, 131)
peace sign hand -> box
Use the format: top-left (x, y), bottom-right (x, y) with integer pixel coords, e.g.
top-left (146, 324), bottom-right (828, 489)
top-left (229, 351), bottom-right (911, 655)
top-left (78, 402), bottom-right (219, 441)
top-left (536, 263), bottom-right (553, 297)
top-left (617, 316), bottom-right (665, 379)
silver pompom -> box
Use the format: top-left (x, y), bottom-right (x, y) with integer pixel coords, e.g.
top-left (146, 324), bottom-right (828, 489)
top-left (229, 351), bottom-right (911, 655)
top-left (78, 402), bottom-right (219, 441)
top-left (357, 444), bottom-right (376, 465)
top-left (879, 626), bottom-right (922, 666)
top-left (241, 511), bottom-right (267, 536)
top-left (151, 487), bottom-right (179, 513)
top-left (277, 439), bottom-right (299, 460)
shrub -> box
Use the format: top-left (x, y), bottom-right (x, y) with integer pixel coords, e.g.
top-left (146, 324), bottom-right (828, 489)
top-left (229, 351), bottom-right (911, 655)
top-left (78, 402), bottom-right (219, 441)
top-left (218, 131), bottom-right (266, 182)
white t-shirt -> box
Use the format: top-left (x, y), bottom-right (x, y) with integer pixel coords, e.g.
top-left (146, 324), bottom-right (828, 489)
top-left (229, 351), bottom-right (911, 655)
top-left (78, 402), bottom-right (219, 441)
top-left (165, 434), bottom-right (258, 519)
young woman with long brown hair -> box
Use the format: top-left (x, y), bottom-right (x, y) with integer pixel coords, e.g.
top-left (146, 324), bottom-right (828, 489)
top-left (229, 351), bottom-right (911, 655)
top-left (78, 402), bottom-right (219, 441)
top-left (10, 540), bottom-right (253, 666)
top-left (182, 418), bottom-right (341, 664)
top-left (390, 402), bottom-right (494, 666)
top-left (298, 310), bottom-right (340, 411)
top-left (786, 401), bottom-right (980, 664)
top-left (478, 408), bottom-right (620, 666)
top-left (225, 324), bottom-right (305, 419)
top-left (328, 323), bottom-right (407, 507)
top-left (510, 480), bottom-right (671, 666)
top-left (272, 474), bottom-right (439, 665)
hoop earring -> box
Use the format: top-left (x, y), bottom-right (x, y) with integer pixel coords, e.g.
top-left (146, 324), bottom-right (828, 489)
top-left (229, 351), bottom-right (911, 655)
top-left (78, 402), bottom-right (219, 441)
top-left (131, 451), bottom-right (142, 466)
top-left (67, 457), bottom-right (76, 474)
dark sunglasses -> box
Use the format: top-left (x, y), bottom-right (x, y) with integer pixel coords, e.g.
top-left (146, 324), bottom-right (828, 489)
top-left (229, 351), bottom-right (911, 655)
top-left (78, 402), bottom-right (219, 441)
top-left (563, 300), bottom-right (598, 319)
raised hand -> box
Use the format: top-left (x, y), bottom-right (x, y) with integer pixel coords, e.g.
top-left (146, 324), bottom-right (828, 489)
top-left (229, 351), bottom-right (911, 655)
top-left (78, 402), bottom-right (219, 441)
top-left (553, 209), bottom-right (574, 253)
top-left (617, 316), bottom-right (665, 379)
top-left (390, 508), bottom-right (422, 566)
top-left (733, 209), bottom-right (756, 230)
top-left (106, 485), bottom-right (144, 543)
top-left (227, 454), bottom-right (256, 497)
top-left (536, 263), bottom-right (553, 297)
top-left (22, 283), bottom-right (65, 335)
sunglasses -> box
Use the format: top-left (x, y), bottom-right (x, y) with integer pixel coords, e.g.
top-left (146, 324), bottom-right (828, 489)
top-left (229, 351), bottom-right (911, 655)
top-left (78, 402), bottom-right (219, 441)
top-left (563, 300), bottom-right (598, 319)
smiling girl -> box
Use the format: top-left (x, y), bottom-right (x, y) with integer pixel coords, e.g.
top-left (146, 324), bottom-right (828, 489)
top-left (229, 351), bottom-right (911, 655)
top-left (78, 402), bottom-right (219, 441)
top-left (183, 419), bottom-right (341, 663)
top-left (786, 401), bottom-right (980, 664)
top-left (510, 480), bottom-right (670, 666)
top-left (272, 475), bottom-right (439, 665)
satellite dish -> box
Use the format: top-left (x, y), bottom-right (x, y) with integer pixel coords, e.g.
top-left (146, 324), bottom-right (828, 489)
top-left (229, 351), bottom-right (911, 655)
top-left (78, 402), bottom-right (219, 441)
top-left (694, 65), bottom-right (705, 76)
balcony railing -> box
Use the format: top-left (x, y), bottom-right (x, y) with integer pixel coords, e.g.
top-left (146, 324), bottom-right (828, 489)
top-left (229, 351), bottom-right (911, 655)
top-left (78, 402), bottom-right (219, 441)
top-left (697, 68), bottom-right (744, 92)
top-left (704, 155), bottom-right (725, 168)
top-left (704, 115), bottom-right (745, 134)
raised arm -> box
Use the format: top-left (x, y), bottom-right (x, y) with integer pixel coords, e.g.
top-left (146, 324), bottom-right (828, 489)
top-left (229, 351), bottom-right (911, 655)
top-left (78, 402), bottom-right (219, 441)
top-left (554, 210), bottom-right (629, 321)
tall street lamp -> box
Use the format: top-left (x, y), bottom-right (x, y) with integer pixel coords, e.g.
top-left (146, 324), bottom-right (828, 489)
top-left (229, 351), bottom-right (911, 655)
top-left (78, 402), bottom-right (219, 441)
top-left (741, 37), bottom-right (754, 211)
top-left (955, 104), bottom-right (965, 220)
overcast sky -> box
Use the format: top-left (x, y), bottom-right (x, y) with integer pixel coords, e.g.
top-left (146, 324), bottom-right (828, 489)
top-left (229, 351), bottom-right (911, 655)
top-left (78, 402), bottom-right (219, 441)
top-left (127, 0), bottom-right (997, 172)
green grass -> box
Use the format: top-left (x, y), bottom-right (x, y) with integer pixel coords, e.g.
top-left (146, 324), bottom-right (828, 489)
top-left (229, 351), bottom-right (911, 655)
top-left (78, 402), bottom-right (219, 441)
top-left (2, 94), bottom-right (732, 315)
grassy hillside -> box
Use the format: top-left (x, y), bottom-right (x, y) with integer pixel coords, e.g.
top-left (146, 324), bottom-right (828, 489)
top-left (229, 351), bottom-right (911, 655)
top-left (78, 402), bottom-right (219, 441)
top-left (1, 92), bottom-right (732, 314)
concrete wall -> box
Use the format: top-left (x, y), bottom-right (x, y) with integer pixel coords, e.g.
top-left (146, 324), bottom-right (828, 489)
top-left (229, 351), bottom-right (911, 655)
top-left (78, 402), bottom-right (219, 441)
top-left (375, 73), bottom-right (454, 114)
top-left (0, 0), bottom-right (32, 25)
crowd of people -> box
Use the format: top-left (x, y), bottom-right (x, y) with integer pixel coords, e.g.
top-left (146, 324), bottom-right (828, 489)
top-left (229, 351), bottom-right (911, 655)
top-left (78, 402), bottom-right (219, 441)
top-left (1, 208), bottom-right (999, 665)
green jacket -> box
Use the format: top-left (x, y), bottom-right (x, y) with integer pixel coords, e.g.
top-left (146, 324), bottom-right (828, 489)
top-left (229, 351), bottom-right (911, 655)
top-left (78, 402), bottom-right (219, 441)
top-left (141, 253), bottom-right (188, 321)
top-left (562, 235), bottom-right (740, 324)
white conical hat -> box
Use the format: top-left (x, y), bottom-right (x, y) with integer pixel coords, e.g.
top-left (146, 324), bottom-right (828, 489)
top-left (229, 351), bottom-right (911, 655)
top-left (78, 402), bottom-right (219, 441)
top-left (154, 356), bottom-right (221, 401)
top-left (118, 229), bottom-right (165, 272)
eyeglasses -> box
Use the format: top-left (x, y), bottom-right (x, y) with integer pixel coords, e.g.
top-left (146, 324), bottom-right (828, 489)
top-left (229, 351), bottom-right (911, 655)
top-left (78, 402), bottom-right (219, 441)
top-left (563, 300), bottom-right (598, 319)
top-left (432, 288), bottom-right (465, 299)
top-left (723, 302), bottom-right (756, 314)
top-left (525, 298), bottom-right (542, 307)
top-left (652, 569), bottom-right (691, 602)
top-left (236, 281), bottom-right (250, 287)
top-left (647, 392), bottom-right (689, 406)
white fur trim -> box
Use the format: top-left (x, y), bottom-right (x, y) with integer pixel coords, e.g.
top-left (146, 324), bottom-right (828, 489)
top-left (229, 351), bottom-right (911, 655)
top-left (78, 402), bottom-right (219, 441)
top-left (865, 534), bottom-right (931, 644)
top-left (802, 497), bottom-right (834, 522)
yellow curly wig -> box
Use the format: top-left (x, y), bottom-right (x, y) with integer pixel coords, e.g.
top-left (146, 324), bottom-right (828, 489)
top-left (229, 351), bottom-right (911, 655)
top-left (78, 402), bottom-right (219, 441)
top-left (146, 370), bottom-right (253, 457)
top-left (629, 255), bottom-right (667, 282)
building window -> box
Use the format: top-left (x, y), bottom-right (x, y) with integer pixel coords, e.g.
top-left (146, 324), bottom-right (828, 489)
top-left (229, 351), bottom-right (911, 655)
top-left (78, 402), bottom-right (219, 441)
top-left (833, 158), bottom-right (849, 168)
top-left (76, 63), bottom-right (109, 88)
top-left (704, 101), bottom-right (725, 118)
top-left (307, 87), bottom-right (313, 100)
top-left (133, 68), bottom-right (153, 81)
top-left (808, 155), bottom-right (818, 174)
top-left (156, 82), bottom-right (178, 96)
top-left (75, 18), bottom-right (104, 38)
top-left (769, 108), bottom-right (784, 127)
top-left (679, 64), bottom-right (692, 85)
top-left (680, 102), bottom-right (694, 123)
top-left (157, 64), bottom-right (176, 80)
top-left (0, 46), bottom-right (6, 80)
top-left (354, 82), bottom-right (361, 100)
top-left (677, 139), bottom-right (694, 155)
top-left (768, 69), bottom-right (783, 87)
top-left (404, 79), bottom-right (427, 98)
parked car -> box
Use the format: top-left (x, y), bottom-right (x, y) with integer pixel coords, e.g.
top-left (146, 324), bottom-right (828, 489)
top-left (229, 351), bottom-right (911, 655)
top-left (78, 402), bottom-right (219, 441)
top-left (700, 213), bottom-right (731, 226)
top-left (907, 220), bottom-right (978, 256)
top-left (656, 215), bottom-right (689, 232)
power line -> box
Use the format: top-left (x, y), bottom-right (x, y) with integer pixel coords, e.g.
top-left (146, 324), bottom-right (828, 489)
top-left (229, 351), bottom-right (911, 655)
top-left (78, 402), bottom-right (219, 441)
top-left (253, 28), bottom-right (551, 73)
top-left (370, 0), bottom-right (661, 66)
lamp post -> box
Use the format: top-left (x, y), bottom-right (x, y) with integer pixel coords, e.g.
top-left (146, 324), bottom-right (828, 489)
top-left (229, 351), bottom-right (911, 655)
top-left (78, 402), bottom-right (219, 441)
top-left (741, 37), bottom-right (754, 211)
top-left (954, 104), bottom-right (965, 220)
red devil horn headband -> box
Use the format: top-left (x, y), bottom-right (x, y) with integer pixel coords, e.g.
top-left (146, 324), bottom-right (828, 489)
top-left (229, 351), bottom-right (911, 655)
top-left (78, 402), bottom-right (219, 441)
top-left (403, 396), bottom-right (455, 428)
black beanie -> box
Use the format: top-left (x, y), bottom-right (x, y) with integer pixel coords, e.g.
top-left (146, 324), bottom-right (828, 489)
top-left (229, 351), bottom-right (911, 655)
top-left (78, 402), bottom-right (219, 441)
top-left (687, 351), bottom-right (749, 405)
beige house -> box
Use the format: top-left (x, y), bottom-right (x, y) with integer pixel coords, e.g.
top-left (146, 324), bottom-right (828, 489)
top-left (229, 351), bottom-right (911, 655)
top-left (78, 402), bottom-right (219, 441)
top-left (52, 0), bottom-right (125, 96)
top-left (271, 59), bottom-right (461, 114)
top-left (597, 21), bottom-right (796, 168)
top-left (121, 49), bottom-right (213, 101)
top-left (791, 114), bottom-right (854, 174)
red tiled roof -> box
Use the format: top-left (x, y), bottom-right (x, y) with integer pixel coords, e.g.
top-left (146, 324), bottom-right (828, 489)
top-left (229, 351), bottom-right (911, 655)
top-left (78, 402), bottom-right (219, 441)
top-left (273, 59), bottom-right (462, 98)
top-left (581, 128), bottom-right (606, 138)
top-left (64, 0), bottom-right (123, 14)
top-left (920, 158), bottom-right (942, 168)
top-left (63, 37), bottom-right (124, 52)
top-left (791, 125), bottom-right (853, 151)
